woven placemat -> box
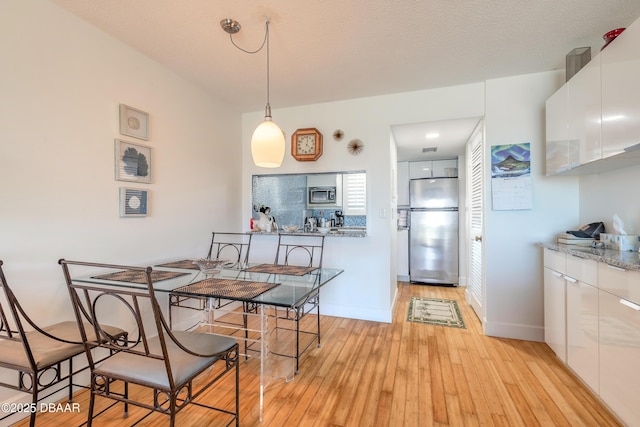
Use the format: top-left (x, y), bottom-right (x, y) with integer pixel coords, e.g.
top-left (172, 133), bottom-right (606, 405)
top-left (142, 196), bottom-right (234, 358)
top-left (171, 278), bottom-right (280, 300)
top-left (155, 259), bottom-right (200, 270)
top-left (92, 270), bottom-right (189, 284)
top-left (244, 264), bottom-right (317, 276)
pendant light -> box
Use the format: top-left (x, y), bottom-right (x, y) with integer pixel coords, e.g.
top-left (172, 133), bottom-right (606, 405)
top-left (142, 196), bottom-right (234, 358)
top-left (221, 18), bottom-right (285, 168)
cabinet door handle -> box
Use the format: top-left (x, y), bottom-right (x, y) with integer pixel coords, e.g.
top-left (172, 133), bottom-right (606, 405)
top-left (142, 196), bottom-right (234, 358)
top-left (620, 299), bottom-right (640, 311)
top-left (552, 271), bottom-right (563, 278)
top-left (564, 276), bottom-right (577, 283)
top-left (606, 264), bottom-right (627, 272)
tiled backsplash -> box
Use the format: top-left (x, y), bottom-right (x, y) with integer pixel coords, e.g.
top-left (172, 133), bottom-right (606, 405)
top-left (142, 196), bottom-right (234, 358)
top-left (252, 174), bottom-right (366, 229)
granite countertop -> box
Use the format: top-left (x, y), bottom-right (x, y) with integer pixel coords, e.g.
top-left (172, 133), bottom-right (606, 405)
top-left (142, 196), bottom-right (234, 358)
top-left (250, 229), bottom-right (367, 238)
top-left (540, 242), bottom-right (640, 271)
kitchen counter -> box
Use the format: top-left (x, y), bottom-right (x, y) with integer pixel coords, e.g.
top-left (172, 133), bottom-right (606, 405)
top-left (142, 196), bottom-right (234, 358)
top-left (250, 228), bottom-right (367, 238)
top-left (540, 242), bottom-right (640, 271)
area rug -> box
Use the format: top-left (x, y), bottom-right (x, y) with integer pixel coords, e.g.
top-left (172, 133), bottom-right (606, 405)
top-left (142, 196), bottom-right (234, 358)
top-left (407, 297), bottom-right (466, 328)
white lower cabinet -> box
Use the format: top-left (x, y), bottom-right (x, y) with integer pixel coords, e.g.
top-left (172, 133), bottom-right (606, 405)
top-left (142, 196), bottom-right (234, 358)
top-left (566, 278), bottom-right (599, 393)
top-left (565, 255), bottom-right (599, 392)
top-left (544, 267), bottom-right (566, 362)
top-left (542, 249), bottom-right (640, 425)
top-left (543, 249), bottom-right (566, 362)
top-left (598, 263), bottom-right (640, 426)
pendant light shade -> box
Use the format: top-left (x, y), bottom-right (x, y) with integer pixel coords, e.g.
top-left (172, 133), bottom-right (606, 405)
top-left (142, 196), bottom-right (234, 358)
top-left (251, 118), bottom-right (285, 168)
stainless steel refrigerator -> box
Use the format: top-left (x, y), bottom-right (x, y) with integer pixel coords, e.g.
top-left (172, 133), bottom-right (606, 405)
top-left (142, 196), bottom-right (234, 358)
top-left (409, 178), bottom-right (459, 285)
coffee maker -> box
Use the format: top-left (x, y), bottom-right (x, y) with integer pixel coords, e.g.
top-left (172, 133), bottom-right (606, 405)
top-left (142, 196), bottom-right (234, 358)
top-left (334, 210), bottom-right (344, 227)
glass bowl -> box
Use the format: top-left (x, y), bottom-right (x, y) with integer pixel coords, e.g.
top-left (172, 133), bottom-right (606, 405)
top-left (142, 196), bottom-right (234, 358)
top-left (282, 225), bottom-right (299, 232)
top-left (193, 258), bottom-right (229, 274)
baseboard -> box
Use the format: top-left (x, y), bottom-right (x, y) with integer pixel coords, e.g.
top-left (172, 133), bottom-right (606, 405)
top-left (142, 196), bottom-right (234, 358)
top-left (483, 320), bottom-right (544, 342)
top-left (320, 303), bottom-right (393, 323)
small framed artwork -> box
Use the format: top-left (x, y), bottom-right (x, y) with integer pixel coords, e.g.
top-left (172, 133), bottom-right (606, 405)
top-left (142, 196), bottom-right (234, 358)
top-left (115, 139), bottom-right (151, 184)
top-left (120, 187), bottom-right (149, 217)
top-left (119, 104), bottom-right (149, 140)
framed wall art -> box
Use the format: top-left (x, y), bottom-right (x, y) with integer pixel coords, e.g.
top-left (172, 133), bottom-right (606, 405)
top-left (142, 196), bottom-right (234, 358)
top-left (120, 187), bottom-right (149, 217)
top-left (115, 139), bottom-right (152, 184)
top-left (119, 104), bottom-right (149, 140)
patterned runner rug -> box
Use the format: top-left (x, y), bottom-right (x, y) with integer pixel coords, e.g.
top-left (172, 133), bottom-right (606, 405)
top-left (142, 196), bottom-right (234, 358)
top-left (407, 297), bottom-right (466, 328)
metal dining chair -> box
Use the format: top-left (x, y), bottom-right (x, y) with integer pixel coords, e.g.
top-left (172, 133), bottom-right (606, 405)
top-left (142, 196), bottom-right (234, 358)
top-left (272, 233), bottom-right (325, 373)
top-left (169, 232), bottom-right (256, 354)
top-left (59, 259), bottom-right (239, 427)
top-left (0, 260), bottom-right (127, 427)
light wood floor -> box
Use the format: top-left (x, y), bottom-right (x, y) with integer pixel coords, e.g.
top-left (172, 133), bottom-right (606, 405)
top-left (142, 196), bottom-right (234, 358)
top-left (13, 282), bottom-right (621, 426)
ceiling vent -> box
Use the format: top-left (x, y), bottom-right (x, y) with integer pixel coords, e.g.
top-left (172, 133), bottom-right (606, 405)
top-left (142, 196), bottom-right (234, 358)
top-left (422, 147), bottom-right (437, 153)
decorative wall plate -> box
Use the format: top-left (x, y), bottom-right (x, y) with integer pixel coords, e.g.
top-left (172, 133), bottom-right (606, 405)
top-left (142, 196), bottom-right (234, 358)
top-left (347, 139), bottom-right (364, 155)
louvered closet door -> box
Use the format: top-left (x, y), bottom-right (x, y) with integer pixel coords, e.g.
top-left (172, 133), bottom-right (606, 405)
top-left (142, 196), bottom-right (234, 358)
top-left (468, 122), bottom-right (484, 323)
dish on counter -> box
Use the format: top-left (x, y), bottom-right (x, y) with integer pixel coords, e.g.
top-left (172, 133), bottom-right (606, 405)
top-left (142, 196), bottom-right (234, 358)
top-left (317, 227), bottom-right (330, 234)
top-left (282, 225), bottom-right (299, 232)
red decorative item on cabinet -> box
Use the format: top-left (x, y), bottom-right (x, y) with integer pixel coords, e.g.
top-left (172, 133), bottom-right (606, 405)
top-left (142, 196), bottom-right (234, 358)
top-left (602, 28), bottom-right (625, 50)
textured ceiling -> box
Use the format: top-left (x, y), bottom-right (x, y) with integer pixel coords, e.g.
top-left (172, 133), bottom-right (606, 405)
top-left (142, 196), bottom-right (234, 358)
top-left (50, 0), bottom-right (640, 159)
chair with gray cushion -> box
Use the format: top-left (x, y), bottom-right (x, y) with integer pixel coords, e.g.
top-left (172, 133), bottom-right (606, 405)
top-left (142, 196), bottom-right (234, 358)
top-left (59, 259), bottom-right (239, 427)
top-left (0, 260), bottom-right (126, 427)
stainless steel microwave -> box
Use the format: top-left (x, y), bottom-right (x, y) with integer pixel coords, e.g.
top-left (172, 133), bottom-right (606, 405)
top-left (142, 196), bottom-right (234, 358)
top-left (308, 186), bottom-right (337, 205)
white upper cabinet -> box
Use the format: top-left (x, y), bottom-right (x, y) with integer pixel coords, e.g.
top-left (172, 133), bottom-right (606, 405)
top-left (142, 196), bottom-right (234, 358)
top-left (545, 85), bottom-right (570, 175)
top-left (432, 159), bottom-right (458, 178)
top-left (545, 15), bottom-right (640, 175)
top-left (409, 160), bottom-right (433, 179)
top-left (601, 23), bottom-right (640, 157)
top-left (567, 54), bottom-right (601, 166)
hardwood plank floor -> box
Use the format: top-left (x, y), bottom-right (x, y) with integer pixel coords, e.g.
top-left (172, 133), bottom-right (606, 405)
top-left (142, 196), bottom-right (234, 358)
top-left (12, 282), bottom-right (621, 426)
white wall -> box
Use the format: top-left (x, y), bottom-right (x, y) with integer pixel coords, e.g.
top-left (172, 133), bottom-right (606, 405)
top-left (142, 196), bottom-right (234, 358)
top-left (484, 71), bottom-right (580, 340)
top-left (0, 1), bottom-right (242, 326)
top-left (578, 165), bottom-right (640, 233)
top-left (242, 84), bottom-right (485, 322)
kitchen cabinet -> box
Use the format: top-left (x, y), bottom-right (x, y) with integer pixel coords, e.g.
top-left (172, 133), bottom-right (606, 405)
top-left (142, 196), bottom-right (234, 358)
top-left (397, 228), bottom-right (409, 280)
top-left (545, 85), bottom-right (570, 175)
top-left (545, 15), bottom-right (640, 175)
top-left (565, 255), bottom-right (598, 393)
top-left (567, 54), bottom-right (601, 166)
top-left (397, 161), bottom-right (409, 206)
top-left (543, 248), bottom-right (566, 362)
top-left (598, 263), bottom-right (640, 425)
top-left (598, 262), bottom-right (640, 426)
top-left (432, 159), bottom-right (458, 177)
top-left (601, 22), bottom-right (640, 158)
top-left (409, 161), bottom-right (433, 179)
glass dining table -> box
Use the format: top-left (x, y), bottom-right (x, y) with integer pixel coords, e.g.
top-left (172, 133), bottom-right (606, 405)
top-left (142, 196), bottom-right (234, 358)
top-left (73, 259), bottom-right (343, 421)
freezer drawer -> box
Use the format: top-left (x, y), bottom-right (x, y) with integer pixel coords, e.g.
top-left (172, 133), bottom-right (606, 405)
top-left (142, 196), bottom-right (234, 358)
top-left (409, 210), bottom-right (458, 285)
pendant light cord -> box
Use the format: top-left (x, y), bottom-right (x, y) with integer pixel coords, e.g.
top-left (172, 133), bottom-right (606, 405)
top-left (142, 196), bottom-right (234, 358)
top-left (228, 19), bottom-right (271, 114)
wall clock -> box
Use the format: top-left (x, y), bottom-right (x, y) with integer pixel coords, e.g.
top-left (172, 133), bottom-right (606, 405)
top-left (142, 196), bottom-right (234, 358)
top-left (291, 128), bottom-right (323, 161)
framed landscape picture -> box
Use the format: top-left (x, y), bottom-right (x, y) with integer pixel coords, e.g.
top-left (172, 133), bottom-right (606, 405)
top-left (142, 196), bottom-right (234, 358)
top-left (120, 187), bottom-right (149, 217)
top-left (119, 104), bottom-right (149, 140)
top-left (115, 139), bottom-right (151, 184)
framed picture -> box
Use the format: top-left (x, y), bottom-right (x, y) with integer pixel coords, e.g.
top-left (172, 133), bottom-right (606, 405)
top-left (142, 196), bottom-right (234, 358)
top-left (115, 139), bottom-right (152, 184)
top-left (120, 187), bottom-right (149, 217)
top-left (119, 104), bottom-right (149, 140)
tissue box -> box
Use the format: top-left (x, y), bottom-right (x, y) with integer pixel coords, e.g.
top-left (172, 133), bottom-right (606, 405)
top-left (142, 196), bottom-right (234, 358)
top-left (601, 233), bottom-right (640, 252)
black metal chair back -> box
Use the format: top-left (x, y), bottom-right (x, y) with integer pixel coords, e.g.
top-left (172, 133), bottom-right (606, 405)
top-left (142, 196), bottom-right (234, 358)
top-left (59, 259), bottom-right (239, 426)
top-left (0, 260), bottom-right (124, 427)
top-left (274, 234), bottom-right (325, 268)
top-left (207, 232), bottom-right (253, 265)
